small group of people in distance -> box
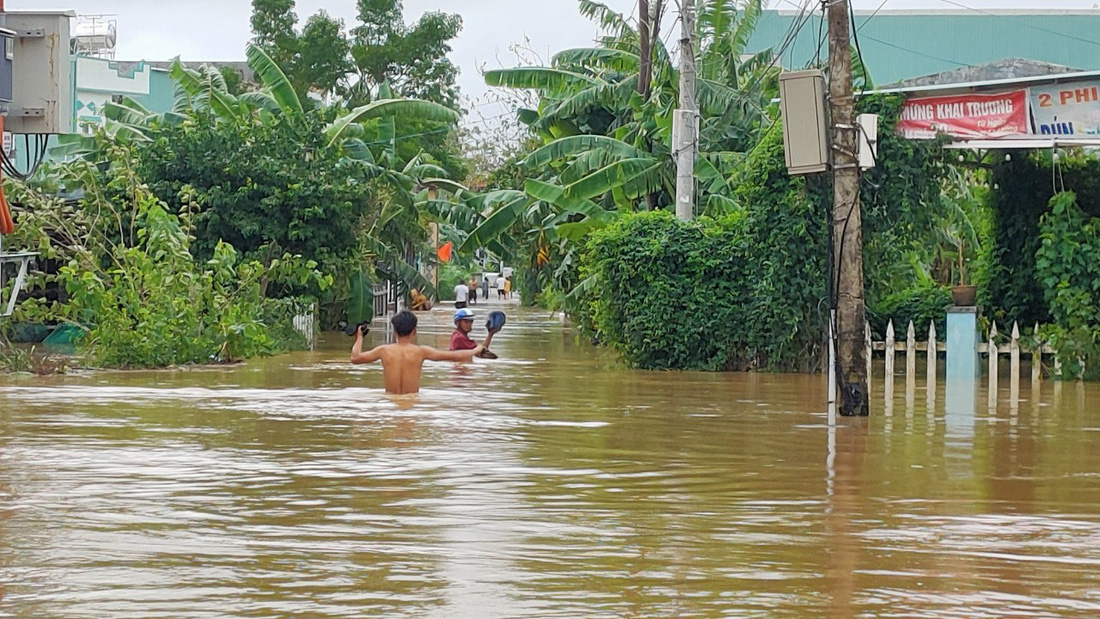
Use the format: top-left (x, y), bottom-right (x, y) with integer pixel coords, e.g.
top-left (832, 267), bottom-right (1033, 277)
top-left (453, 274), bottom-right (511, 309)
top-left (350, 307), bottom-right (501, 395)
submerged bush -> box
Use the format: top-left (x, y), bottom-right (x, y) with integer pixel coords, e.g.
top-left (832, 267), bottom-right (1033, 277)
top-left (580, 208), bottom-right (827, 372)
top-left (12, 144), bottom-right (327, 368)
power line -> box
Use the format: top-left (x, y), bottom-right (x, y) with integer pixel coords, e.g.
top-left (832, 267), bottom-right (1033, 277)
top-left (857, 0), bottom-right (891, 31)
top-left (858, 33), bottom-right (971, 68)
top-left (938, 0), bottom-right (1100, 50)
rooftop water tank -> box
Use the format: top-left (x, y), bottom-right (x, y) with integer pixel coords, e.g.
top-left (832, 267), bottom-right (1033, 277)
top-left (71, 17), bottom-right (115, 57)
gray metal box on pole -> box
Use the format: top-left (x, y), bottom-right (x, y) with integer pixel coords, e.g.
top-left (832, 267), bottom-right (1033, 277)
top-left (778, 70), bottom-right (828, 175)
top-left (5, 11), bottom-right (74, 134)
top-left (0, 29), bottom-right (14, 111)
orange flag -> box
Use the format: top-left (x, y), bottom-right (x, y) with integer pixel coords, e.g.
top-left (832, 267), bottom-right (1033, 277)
top-left (436, 241), bottom-right (453, 263)
top-left (0, 115), bottom-right (12, 235)
top-left (0, 185), bottom-right (13, 235)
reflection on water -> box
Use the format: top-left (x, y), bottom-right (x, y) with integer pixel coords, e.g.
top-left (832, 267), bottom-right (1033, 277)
top-left (2, 305), bottom-right (1100, 617)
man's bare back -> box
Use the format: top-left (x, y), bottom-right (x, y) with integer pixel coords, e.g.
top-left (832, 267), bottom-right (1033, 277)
top-left (351, 311), bottom-right (482, 394)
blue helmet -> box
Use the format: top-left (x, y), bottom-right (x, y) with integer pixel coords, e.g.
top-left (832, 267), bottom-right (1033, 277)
top-left (454, 308), bottom-right (476, 322)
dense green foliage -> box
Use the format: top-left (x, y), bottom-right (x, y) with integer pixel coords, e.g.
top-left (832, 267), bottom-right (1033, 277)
top-left (986, 151), bottom-right (1100, 328)
top-left (581, 203), bottom-right (826, 372)
top-left (867, 284), bottom-right (953, 340)
top-left (249, 0), bottom-right (465, 178)
top-left (9, 146), bottom-right (326, 368)
top-left (581, 212), bottom-right (748, 370)
top-left (575, 96), bottom-right (953, 372)
top-left (1035, 191), bottom-right (1100, 379)
top-left (137, 111), bottom-right (370, 274)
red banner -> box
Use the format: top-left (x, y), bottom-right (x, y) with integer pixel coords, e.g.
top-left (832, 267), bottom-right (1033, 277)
top-left (897, 90), bottom-right (1029, 139)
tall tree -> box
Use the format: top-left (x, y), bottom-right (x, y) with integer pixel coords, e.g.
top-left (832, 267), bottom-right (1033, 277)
top-left (348, 0), bottom-right (462, 107)
top-left (251, 0), bottom-right (298, 69)
top-left (298, 11), bottom-right (354, 100)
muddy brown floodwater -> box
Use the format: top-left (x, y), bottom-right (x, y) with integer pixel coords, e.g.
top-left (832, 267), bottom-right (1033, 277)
top-left (1, 305), bottom-right (1099, 617)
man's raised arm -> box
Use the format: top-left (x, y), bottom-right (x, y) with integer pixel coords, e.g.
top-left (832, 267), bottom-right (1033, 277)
top-left (423, 344), bottom-right (484, 363)
top-left (350, 329), bottom-right (383, 364)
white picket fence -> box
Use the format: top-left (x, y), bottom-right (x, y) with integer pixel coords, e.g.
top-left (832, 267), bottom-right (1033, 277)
top-left (868, 319), bottom-right (1078, 403)
top-left (292, 299), bottom-right (317, 350)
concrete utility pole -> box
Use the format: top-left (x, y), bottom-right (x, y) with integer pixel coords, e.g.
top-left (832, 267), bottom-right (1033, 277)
top-left (828, 0), bottom-right (869, 415)
top-left (674, 0), bottom-right (696, 220)
top-left (638, 0), bottom-right (652, 98)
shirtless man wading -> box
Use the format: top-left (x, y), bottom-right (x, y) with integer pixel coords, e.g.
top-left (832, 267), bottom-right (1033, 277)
top-left (351, 310), bottom-right (484, 394)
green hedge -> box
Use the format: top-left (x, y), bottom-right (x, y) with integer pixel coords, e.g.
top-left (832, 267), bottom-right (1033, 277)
top-left (1035, 191), bottom-right (1100, 379)
top-left (867, 283), bottom-right (953, 340)
top-left (575, 95), bottom-right (948, 373)
top-left (580, 205), bottom-right (828, 372)
top-left (986, 151), bottom-right (1100, 327)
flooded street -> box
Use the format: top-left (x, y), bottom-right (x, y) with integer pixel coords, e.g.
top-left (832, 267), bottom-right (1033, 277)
top-left (2, 306), bottom-right (1100, 617)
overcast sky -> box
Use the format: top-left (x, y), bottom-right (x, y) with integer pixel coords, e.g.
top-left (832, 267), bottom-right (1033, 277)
top-left (9, 0), bottom-right (1100, 114)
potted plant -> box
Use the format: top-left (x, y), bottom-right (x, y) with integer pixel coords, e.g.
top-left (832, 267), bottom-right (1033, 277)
top-left (936, 168), bottom-right (981, 306)
top-left (951, 242), bottom-right (977, 306)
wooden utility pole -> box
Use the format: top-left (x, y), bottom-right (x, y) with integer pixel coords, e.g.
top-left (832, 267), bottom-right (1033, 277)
top-left (828, 0), bottom-right (869, 415)
top-left (674, 0), bottom-right (696, 220)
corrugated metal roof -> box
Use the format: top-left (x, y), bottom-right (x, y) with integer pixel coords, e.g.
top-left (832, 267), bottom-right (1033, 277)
top-left (746, 9), bottom-right (1100, 86)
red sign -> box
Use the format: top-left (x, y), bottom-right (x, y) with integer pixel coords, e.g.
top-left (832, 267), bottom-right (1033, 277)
top-left (897, 90), bottom-right (1029, 139)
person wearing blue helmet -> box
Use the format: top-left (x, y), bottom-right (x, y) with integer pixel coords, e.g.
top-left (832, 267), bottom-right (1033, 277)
top-left (450, 307), bottom-right (499, 358)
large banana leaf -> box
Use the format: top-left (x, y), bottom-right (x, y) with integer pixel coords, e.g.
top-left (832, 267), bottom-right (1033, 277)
top-left (552, 47), bottom-right (639, 71)
top-left (525, 179), bottom-right (608, 219)
top-left (325, 99), bottom-right (458, 148)
top-left (363, 236), bottom-right (438, 301)
top-left (695, 154), bottom-right (732, 194)
top-left (618, 160), bottom-right (669, 199)
top-left (523, 135), bottom-right (649, 169)
top-left (535, 77), bottom-right (639, 131)
top-left (245, 43), bottom-right (303, 116)
top-left (554, 218), bottom-right (612, 242)
top-left (102, 100), bottom-right (153, 129)
top-left (459, 194), bottom-right (529, 252)
top-left (421, 198), bottom-right (481, 231)
top-left (562, 157), bottom-right (658, 200)
top-left (346, 269), bottom-right (374, 324)
top-left (578, 0), bottom-right (636, 40)
top-left (170, 60), bottom-right (239, 120)
top-left (238, 91), bottom-right (283, 115)
top-left (466, 189), bottom-right (527, 215)
top-left (484, 67), bottom-right (603, 92)
top-left (49, 133), bottom-right (97, 160)
top-left (560, 149), bottom-right (620, 185)
top-left (342, 138), bottom-right (375, 163)
top-left (420, 178), bottom-right (470, 196)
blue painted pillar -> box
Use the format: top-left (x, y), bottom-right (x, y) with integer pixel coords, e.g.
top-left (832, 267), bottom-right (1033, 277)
top-left (946, 307), bottom-right (979, 379)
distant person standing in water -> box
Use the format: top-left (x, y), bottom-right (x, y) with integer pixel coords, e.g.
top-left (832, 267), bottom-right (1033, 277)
top-left (467, 275), bottom-right (479, 305)
top-left (481, 275), bottom-right (490, 300)
top-left (351, 310), bottom-right (483, 394)
top-left (453, 280), bottom-right (469, 309)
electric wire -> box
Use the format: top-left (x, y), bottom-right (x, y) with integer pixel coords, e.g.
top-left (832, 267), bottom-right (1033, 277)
top-left (857, 33), bottom-right (971, 68)
top-left (848, 0), bottom-right (870, 94)
top-left (938, 0), bottom-right (1100, 50)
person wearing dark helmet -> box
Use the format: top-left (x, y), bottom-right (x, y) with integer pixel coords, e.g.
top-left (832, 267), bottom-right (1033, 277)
top-left (450, 308), bottom-right (499, 358)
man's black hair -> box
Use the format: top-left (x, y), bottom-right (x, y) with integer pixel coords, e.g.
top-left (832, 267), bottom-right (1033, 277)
top-left (391, 310), bottom-right (417, 336)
